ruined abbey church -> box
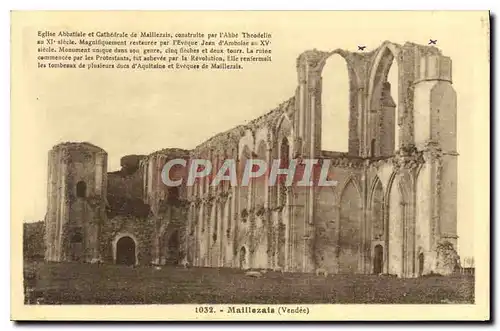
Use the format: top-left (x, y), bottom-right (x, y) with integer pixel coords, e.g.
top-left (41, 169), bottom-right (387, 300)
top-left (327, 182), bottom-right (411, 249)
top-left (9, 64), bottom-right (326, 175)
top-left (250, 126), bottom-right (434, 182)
top-left (44, 41), bottom-right (458, 278)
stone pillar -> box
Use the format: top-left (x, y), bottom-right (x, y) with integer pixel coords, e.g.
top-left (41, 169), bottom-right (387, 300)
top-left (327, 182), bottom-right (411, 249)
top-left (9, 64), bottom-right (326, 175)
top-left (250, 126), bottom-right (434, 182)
top-left (232, 176), bottom-right (239, 267)
top-left (153, 231), bottom-right (161, 265)
top-left (57, 150), bottom-right (70, 261)
top-left (218, 199), bottom-right (224, 267)
top-left (302, 74), bottom-right (321, 273)
top-left (196, 204), bottom-right (205, 267)
top-left (187, 203), bottom-right (194, 264)
top-left (413, 54), bottom-right (458, 275)
top-left (333, 204), bottom-right (341, 273)
top-left (401, 201), bottom-right (408, 277)
top-left (208, 201), bottom-right (214, 266)
top-left (361, 168), bottom-right (369, 274)
top-left (383, 200), bottom-right (390, 274)
top-left (380, 83), bottom-right (397, 156)
top-left (218, 200), bottom-right (224, 267)
top-left (283, 191), bottom-right (291, 271)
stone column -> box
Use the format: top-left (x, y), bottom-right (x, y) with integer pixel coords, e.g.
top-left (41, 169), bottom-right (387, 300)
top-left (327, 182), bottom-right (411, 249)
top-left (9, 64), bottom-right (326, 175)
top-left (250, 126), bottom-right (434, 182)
top-left (301, 74), bottom-right (321, 273)
top-left (413, 54), bottom-right (458, 274)
top-left (334, 205), bottom-right (341, 273)
top-left (297, 61), bottom-right (307, 139)
top-left (383, 201), bottom-right (390, 274)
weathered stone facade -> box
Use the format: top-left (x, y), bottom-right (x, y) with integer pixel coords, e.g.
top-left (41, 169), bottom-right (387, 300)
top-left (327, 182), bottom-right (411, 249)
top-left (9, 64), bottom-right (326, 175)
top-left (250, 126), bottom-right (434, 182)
top-left (44, 41), bottom-right (458, 277)
top-left (44, 144), bottom-right (189, 267)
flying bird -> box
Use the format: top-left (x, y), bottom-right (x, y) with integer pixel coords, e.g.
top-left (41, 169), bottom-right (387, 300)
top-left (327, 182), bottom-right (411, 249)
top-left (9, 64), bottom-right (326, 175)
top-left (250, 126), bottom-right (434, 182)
top-left (358, 45), bottom-right (366, 51)
top-left (429, 39), bottom-right (437, 45)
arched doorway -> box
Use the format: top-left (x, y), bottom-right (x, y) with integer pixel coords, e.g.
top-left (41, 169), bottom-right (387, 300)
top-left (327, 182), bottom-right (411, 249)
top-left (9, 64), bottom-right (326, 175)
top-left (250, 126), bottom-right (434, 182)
top-left (321, 54), bottom-right (350, 153)
top-left (165, 230), bottom-right (180, 265)
top-left (373, 245), bottom-right (383, 274)
top-left (116, 236), bottom-right (136, 266)
top-left (76, 181), bottom-right (87, 198)
top-left (239, 246), bottom-right (247, 269)
top-left (418, 253), bottom-right (425, 276)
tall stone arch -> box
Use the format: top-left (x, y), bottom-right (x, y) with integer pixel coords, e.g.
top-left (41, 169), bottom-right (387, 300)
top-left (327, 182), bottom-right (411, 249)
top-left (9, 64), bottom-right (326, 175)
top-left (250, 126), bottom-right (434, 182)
top-left (296, 49), bottom-right (363, 158)
top-left (314, 185), bottom-right (337, 273)
top-left (337, 175), bottom-right (362, 274)
top-left (368, 176), bottom-right (385, 273)
top-left (367, 42), bottom-right (402, 157)
top-left (319, 53), bottom-right (352, 153)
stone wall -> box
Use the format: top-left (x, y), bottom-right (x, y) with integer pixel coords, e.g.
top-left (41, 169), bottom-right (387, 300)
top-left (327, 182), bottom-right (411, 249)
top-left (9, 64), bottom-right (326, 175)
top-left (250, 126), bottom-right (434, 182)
top-left (43, 41), bottom-right (458, 278)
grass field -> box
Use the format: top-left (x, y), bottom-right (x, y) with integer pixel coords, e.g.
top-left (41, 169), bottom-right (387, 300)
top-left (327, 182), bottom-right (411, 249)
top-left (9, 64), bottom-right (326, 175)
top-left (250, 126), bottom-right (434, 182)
top-left (24, 261), bottom-right (474, 304)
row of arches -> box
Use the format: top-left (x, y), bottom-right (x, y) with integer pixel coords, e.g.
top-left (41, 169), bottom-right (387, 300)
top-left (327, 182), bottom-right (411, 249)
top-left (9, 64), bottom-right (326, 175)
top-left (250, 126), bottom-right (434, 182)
top-left (315, 169), bottom-right (427, 277)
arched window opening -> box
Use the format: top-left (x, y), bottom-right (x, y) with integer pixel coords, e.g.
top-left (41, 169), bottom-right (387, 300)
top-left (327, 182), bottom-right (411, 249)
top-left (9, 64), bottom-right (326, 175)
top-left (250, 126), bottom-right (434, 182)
top-left (321, 55), bottom-right (350, 153)
top-left (280, 137), bottom-right (290, 167)
top-left (239, 146), bottom-right (252, 219)
top-left (239, 246), bottom-right (247, 269)
top-left (168, 186), bottom-right (179, 203)
top-left (76, 181), bottom-right (87, 198)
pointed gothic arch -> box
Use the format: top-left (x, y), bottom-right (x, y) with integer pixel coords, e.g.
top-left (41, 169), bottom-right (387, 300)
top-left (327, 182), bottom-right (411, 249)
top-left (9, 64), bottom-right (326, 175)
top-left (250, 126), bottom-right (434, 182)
top-left (338, 176), bottom-right (362, 274)
top-left (367, 42), bottom-right (401, 155)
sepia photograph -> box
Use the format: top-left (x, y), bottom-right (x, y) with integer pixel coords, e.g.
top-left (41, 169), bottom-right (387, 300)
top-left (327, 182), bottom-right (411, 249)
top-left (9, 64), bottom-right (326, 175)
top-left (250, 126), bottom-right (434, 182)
top-left (11, 10), bottom-right (490, 321)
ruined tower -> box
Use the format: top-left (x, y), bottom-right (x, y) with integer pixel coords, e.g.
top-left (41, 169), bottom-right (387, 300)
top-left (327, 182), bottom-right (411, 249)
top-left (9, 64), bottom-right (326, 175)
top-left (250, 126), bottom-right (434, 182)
top-left (413, 53), bottom-right (458, 274)
top-left (45, 142), bottom-right (108, 262)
